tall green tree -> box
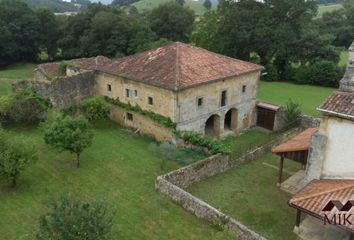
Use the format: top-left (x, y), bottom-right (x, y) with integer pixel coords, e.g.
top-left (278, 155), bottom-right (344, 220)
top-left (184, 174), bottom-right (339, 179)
top-left (176, 0), bottom-right (185, 6)
top-left (203, 0), bottom-right (212, 10)
top-left (44, 116), bottom-right (94, 168)
top-left (36, 194), bottom-right (114, 240)
top-left (0, 0), bottom-right (40, 65)
top-left (0, 130), bottom-right (37, 187)
top-left (148, 2), bottom-right (195, 41)
top-left (36, 8), bottom-right (61, 60)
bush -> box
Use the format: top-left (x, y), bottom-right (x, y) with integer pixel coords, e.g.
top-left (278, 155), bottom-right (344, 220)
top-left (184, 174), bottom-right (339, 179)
top-left (81, 97), bottom-right (109, 121)
top-left (57, 61), bottom-right (78, 77)
top-left (36, 194), bottom-right (114, 240)
top-left (284, 99), bottom-right (302, 125)
top-left (262, 64), bottom-right (279, 82)
top-left (176, 131), bottom-right (230, 155)
top-left (0, 90), bottom-right (52, 124)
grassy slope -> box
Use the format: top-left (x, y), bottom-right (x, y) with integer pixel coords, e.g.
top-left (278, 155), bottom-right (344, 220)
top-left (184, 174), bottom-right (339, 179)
top-left (258, 81), bottom-right (335, 117)
top-left (0, 121), bottom-right (232, 240)
top-left (188, 153), bottom-right (302, 240)
top-left (0, 63), bottom-right (36, 95)
top-left (317, 4), bottom-right (342, 18)
top-left (133, 0), bottom-right (207, 15)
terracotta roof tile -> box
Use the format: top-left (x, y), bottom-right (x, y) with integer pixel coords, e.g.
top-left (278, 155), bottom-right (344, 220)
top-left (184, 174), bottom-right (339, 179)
top-left (289, 179), bottom-right (354, 232)
top-left (272, 128), bottom-right (318, 153)
top-left (319, 91), bottom-right (354, 118)
top-left (99, 42), bottom-right (263, 91)
top-left (256, 101), bottom-right (281, 111)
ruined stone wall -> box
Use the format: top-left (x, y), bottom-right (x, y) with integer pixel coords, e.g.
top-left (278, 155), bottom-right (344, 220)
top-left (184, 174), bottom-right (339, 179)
top-left (13, 71), bottom-right (96, 109)
top-left (156, 128), bottom-right (300, 239)
top-left (300, 115), bottom-right (321, 128)
top-left (108, 103), bottom-right (173, 142)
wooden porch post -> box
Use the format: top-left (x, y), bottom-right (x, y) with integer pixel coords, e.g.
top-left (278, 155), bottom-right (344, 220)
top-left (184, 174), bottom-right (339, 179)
top-left (296, 209), bottom-right (301, 227)
top-left (278, 156), bottom-right (284, 186)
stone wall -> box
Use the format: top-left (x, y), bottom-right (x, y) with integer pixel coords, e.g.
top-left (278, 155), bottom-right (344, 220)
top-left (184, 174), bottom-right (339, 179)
top-left (13, 71), bottom-right (96, 109)
top-left (156, 128), bottom-right (300, 239)
top-left (108, 103), bottom-right (173, 142)
top-left (300, 115), bottom-right (321, 128)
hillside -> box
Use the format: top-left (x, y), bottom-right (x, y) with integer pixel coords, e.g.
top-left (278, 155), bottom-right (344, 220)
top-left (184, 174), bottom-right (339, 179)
top-left (132, 0), bottom-right (210, 15)
top-left (23, 0), bottom-right (79, 12)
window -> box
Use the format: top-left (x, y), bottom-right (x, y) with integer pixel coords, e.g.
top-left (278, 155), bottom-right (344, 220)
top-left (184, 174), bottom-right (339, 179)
top-left (197, 97), bottom-right (203, 107)
top-left (134, 90), bottom-right (138, 97)
top-left (242, 85), bottom-right (246, 93)
top-left (126, 89), bottom-right (130, 98)
top-left (148, 96), bottom-right (154, 105)
top-left (221, 90), bottom-right (227, 107)
top-left (126, 112), bottom-right (133, 121)
top-left (107, 84), bottom-right (112, 92)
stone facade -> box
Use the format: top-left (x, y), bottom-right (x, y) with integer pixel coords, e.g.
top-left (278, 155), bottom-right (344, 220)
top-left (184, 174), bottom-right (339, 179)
top-left (108, 103), bottom-right (173, 142)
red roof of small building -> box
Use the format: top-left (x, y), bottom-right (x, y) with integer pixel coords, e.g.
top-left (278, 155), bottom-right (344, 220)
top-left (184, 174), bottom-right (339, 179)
top-left (289, 179), bottom-right (354, 232)
top-left (318, 91), bottom-right (354, 119)
top-left (256, 101), bottom-right (281, 111)
top-left (99, 42), bottom-right (263, 91)
top-left (272, 128), bottom-right (318, 153)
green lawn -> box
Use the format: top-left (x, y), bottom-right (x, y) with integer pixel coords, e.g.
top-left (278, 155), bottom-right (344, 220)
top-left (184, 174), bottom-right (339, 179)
top-left (133, 0), bottom-right (207, 15)
top-left (0, 63), bottom-right (36, 95)
top-left (259, 81), bottom-right (335, 117)
top-left (0, 121), bottom-right (232, 240)
top-left (317, 4), bottom-right (342, 18)
top-left (188, 153), bottom-right (302, 240)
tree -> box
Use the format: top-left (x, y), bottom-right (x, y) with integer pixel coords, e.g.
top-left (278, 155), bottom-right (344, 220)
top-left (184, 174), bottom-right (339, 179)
top-left (44, 116), bottom-right (94, 168)
top-left (148, 2), bottom-right (195, 41)
top-left (36, 194), bottom-right (114, 240)
top-left (0, 0), bottom-right (40, 65)
top-left (0, 90), bottom-right (52, 124)
top-left (203, 0), bottom-right (212, 10)
top-left (111, 0), bottom-right (139, 6)
top-left (176, 0), bottom-right (185, 6)
top-left (36, 8), bottom-right (61, 60)
top-left (0, 130), bottom-right (37, 187)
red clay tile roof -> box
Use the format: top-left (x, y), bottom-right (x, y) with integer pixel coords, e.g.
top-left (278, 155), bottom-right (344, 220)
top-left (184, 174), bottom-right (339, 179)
top-left (256, 101), bottom-right (281, 111)
top-left (318, 91), bottom-right (354, 119)
top-left (99, 42), bottom-right (263, 91)
top-left (38, 56), bottom-right (112, 79)
top-left (289, 179), bottom-right (354, 232)
top-left (272, 128), bottom-right (318, 153)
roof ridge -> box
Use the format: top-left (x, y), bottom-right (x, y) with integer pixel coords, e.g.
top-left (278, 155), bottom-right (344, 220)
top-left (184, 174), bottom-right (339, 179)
top-left (290, 180), bottom-right (354, 203)
top-left (175, 42), bottom-right (181, 91)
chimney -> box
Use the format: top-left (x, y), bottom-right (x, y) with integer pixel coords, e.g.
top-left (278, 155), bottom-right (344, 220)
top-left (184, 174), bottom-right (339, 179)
top-left (340, 41), bottom-right (354, 92)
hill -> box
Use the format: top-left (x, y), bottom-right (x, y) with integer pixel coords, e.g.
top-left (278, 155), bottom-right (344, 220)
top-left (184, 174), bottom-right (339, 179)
top-left (23, 0), bottom-right (79, 12)
top-left (132, 0), bottom-right (209, 15)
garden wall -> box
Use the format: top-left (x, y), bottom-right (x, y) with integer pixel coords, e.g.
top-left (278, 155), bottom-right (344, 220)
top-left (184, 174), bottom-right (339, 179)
top-left (156, 128), bottom-right (300, 239)
top-left (108, 103), bottom-right (173, 142)
top-left (13, 71), bottom-right (96, 109)
top-left (300, 114), bottom-right (321, 128)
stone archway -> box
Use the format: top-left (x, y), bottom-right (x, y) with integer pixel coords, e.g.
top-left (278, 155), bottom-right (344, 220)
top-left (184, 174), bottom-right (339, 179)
top-left (224, 108), bottom-right (238, 132)
top-left (205, 114), bottom-right (221, 137)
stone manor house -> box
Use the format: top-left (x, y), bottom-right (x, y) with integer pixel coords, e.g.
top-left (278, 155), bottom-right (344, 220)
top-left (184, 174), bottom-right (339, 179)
top-left (23, 42), bottom-right (263, 140)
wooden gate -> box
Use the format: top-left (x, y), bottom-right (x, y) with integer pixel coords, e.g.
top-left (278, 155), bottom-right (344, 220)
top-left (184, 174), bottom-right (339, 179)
top-left (256, 102), bottom-right (280, 131)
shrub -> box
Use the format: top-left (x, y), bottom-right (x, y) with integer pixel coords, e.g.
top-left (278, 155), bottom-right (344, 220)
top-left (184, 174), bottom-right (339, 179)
top-left (81, 97), bottom-right (109, 121)
top-left (57, 61), bottom-right (78, 77)
top-left (284, 99), bottom-right (302, 125)
top-left (176, 131), bottom-right (230, 155)
top-left (0, 130), bottom-right (37, 187)
top-left (36, 194), bottom-right (114, 240)
top-left (0, 90), bottom-right (51, 124)
top-left (262, 64), bottom-right (279, 82)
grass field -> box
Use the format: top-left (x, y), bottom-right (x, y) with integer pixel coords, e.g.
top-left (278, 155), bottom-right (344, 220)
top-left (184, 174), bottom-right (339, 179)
top-left (188, 153), bottom-right (302, 240)
top-left (0, 63), bottom-right (36, 95)
top-left (317, 4), bottom-right (342, 17)
top-left (0, 121), bottom-right (233, 240)
top-left (258, 81), bottom-right (335, 117)
top-left (133, 0), bottom-right (207, 15)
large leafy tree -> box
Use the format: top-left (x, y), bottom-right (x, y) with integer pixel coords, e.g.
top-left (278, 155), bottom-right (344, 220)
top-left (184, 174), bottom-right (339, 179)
top-left (36, 194), bottom-right (114, 240)
top-left (0, 130), bottom-right (37, 187)
top-left (0, 0), bottom-right (40, 65)
top-left (148, 2), bottom-right (195, 42)
top-left (44, 116), bottom-right (94, 168)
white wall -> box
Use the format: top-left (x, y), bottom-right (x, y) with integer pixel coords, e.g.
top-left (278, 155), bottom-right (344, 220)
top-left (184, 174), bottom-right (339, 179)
top-left (321, 117), bottom-right (354, 179)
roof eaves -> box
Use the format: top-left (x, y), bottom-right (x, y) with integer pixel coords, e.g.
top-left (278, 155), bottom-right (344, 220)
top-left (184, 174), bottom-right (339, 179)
top-left (317, 107), bottom-right (354, 120)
